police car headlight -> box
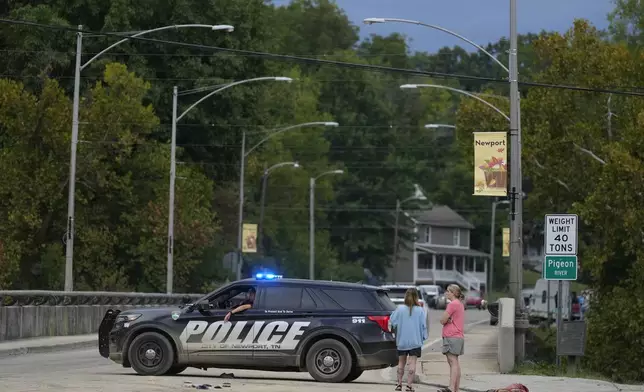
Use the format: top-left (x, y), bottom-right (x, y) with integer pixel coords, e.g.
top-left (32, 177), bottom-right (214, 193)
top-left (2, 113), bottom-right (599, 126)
top-left (116, 314), bottom-right (142, 323)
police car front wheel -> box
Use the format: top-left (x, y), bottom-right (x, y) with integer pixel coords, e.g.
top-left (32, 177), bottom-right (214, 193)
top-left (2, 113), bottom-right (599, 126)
top-left (128, 332), bottom-right (175, 376)
top-left (305, 339), bottom-right (353, 383)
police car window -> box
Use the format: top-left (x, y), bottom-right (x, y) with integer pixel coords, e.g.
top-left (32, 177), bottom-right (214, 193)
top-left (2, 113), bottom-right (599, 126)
top-left (301, 289), bottom-right (317, 309)
top-left (376, 290), bottom-right (397, 311)
top-left (308, 288), bottom-right (343, 310)
top-left (209, 286), bottom-right (255, 310)
top-left (321, 289), bottom-right (373, 310)
top-left (262, 286), bottom-right (304, 309)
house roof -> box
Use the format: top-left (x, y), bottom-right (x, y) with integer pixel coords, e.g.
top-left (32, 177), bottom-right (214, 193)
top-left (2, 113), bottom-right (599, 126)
top-left (416, 245), bottom-right (489, 258)
top-left (408, 205), bottom-right (475, 230)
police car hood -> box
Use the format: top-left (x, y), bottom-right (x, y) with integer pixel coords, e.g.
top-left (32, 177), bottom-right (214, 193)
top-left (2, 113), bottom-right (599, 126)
top-left (121, 307), bottom-right (181, 317)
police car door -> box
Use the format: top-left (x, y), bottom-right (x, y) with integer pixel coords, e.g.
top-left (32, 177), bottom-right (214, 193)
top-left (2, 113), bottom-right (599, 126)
top-left (252, 283), bottom-right (316, 367)
top-left (178, 284), bottom-right (263, 366)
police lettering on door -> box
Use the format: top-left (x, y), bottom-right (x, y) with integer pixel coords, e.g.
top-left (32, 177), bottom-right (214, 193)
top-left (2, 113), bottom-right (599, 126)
top-left (179, 320), bottom-right (310, 351)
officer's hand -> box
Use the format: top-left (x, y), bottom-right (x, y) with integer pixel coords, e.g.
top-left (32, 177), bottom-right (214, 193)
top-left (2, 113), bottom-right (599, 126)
top-left (224, 312), bottom-right (231, 322)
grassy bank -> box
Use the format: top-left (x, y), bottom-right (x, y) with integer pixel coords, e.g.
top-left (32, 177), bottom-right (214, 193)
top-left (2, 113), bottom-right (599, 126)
top-left (513, 326), bottom-right (607, 380)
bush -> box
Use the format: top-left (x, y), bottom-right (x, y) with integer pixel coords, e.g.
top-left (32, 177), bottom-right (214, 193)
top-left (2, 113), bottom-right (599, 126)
top-left (584, 281), bottom-right (644, 383)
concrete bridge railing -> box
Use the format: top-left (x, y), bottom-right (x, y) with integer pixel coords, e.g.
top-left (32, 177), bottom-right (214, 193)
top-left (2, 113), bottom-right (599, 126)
top-left (497, 297), bottom-right (516, 373)
top-left (0, 291), bottom-right (203, 342)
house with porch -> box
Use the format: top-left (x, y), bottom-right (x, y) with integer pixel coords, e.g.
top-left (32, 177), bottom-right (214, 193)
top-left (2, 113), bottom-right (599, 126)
top-left (386, 205), bottom-right (489, 292)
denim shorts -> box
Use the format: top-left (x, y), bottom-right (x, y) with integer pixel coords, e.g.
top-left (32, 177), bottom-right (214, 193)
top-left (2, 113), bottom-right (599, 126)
top-left (397, 347), bottom-right (422, 357)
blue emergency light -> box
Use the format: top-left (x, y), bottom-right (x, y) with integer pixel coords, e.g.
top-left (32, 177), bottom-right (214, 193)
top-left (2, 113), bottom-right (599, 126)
top-left (255, 272), bottom-right (283, 280)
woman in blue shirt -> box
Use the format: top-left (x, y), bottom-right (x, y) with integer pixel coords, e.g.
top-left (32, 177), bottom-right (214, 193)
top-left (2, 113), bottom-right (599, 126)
top-left (389, 288), bottom-right (428, 392)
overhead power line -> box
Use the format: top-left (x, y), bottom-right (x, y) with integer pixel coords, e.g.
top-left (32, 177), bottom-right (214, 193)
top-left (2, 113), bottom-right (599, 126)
top-left (2, 18), bottom-right (644, 97)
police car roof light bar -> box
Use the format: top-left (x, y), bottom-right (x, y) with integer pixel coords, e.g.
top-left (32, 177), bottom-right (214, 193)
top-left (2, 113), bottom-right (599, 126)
top-left (255, 273), bottom-right (283, 280)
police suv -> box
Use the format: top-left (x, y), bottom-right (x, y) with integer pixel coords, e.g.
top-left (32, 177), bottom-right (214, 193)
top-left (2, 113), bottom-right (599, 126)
top-left (98, 275), bottom-right (399, 382)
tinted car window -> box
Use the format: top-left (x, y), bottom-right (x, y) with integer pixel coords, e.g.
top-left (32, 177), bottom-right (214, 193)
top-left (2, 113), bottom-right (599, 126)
top-left (301, 288), bottom-right (317, 309)
top-left (262, 286), bottom-right (303, 309)
top-left (376, 290), bottom-right (397, 311)
top-left (309, 288), bottom-right (343, 310)
top-left (322, 289), bottom-right (373, 310)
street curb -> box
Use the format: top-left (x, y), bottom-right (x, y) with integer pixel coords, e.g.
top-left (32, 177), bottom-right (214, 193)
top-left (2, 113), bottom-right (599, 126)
top-left (0, 338), bottom-right (97, 359)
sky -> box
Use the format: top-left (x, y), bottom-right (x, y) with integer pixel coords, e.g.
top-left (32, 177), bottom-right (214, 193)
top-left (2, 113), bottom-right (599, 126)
top-left (331, 0), bottom-right (614, 53)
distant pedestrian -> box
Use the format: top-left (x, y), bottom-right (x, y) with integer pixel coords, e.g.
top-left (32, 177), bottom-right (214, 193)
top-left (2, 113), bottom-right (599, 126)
top-left (439, 284), bottom-right (465, 392)
top-left (389, 288), bottom-right (428, 392)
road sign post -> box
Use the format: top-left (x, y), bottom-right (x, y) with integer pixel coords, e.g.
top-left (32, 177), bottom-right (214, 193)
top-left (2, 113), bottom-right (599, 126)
top-left (544, 214), bottom-right (579, 367)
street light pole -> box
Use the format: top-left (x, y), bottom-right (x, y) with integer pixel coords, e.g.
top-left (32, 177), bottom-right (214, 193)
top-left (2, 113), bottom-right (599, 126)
top-left (309, 170), bottom-right (344, 280)
top-left (167, 86), bottom-right (178, 294)
top-left (490, 199), bottom-right (510, 292)
top-left (65, 23), bottom-right (233, 292)
top-left (65, 25), bottom-right (83, 292)
top-left (392, 199), bottom-right (401, 283)
top-left (168, 76), bottom-right (293, 292)
top-left (393, 187), bottom-right (428, 283)
top-left (257, 162), bottom-right (301, 257)
top-left (509, 0), bottom-right (526, 360)
top-left (237, 122), bottom-right (338, 278)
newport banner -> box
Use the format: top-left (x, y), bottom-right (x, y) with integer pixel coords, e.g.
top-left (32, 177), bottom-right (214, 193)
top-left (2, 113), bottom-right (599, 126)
top-left (502, 228), bottom-right (510, 257)
top-left (473, 131), bottom-right (508, 196)
top-left (242, 223), bottom-right (258, 253)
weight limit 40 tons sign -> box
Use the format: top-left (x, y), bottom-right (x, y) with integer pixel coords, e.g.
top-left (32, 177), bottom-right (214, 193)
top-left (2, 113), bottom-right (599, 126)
top-left (544, 214), bottom-right (578, 280)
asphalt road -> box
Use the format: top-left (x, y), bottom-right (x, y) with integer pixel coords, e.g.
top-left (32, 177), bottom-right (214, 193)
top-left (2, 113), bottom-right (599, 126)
top-left (0, 309), bottom-right (491, 392)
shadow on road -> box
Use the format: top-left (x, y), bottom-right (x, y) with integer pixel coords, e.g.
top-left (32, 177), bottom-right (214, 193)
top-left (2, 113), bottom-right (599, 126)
top-left (99, 371), bottom-right (389, 385)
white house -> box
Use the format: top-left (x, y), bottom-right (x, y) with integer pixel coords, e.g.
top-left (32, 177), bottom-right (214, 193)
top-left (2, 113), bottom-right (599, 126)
top-left (386, 205), bottom-right (489, 292)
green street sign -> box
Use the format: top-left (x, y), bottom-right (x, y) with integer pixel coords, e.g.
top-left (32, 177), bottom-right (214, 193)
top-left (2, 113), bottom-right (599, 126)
top-left (544, 255), bottom-right (578, 280)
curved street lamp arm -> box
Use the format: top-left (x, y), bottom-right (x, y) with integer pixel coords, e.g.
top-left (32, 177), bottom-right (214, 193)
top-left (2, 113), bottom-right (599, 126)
top-left (425, 123), bottom-right (456, 129)
top-left (264, 161), bottom-right (299, 176)
top-left (365, 18), bottom-right (509, 74)
top-left (81, 24), bottom-right (231, 71)
top-left (314, 169), bottom-right (344, 181)
top-left (245, 122), bottom-right (337, 157)
top-left (177, 77), bottom-right (291, 122)
top-left (402, 84), bottom-right (510, 122)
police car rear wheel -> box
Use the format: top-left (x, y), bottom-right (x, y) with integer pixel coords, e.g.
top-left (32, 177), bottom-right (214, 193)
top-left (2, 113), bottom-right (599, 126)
top-left (128, 332), bottom-right (175, 376)
top-left (306, 339), bottom-right (353, 383)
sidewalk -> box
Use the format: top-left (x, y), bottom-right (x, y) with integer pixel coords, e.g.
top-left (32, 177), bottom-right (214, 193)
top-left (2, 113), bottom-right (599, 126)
top-left (0, 334), bottom-right (97, 358)
top-left (387, 323), bottom-right (644, 392)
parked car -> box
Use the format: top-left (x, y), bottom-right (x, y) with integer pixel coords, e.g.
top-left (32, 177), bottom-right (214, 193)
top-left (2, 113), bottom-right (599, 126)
top-left (465, 290), bottom-right (485, 310)
top-left (418, 284), bottom-right (442, 308)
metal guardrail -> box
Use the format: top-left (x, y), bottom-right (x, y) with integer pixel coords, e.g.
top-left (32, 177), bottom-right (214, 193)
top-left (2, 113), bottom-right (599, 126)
top-left (0, 290), bottom-right (204, 307)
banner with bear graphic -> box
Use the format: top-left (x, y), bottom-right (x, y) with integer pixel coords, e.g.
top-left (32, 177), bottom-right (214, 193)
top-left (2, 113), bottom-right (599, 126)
top-left (473, 132), bottom-right (508, 196)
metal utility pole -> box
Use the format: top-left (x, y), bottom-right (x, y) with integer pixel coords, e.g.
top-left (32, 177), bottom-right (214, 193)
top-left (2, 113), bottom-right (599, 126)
top-left (309, 177), bottom-right (316, 280)
top-left (508, 0), bottom-right (526, 361)
top-left (65, 25), bottom-right (83, 292)
top-left (309, 170), bottom-right (344, 280)
top-left (167, 86), bottom-right (178, 294)
top-left (236, 131), bottom-right (246, 280)
top-left (258, 164), bottom-right (269, 256)
top-left (489, 199), bottom-right (509, 292)
top-left (392, 199), bottom-right (401, 283)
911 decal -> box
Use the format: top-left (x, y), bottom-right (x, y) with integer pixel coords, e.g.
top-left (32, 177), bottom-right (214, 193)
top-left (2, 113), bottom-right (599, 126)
top-left (179, 320), bottom-right (310, 351)
top-left (352, 316), bottom-right (365, 324)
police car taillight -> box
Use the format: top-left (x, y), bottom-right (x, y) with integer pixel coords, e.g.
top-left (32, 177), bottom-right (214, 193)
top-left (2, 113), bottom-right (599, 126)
top-left (368, 315), bottom-right (390, 332)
